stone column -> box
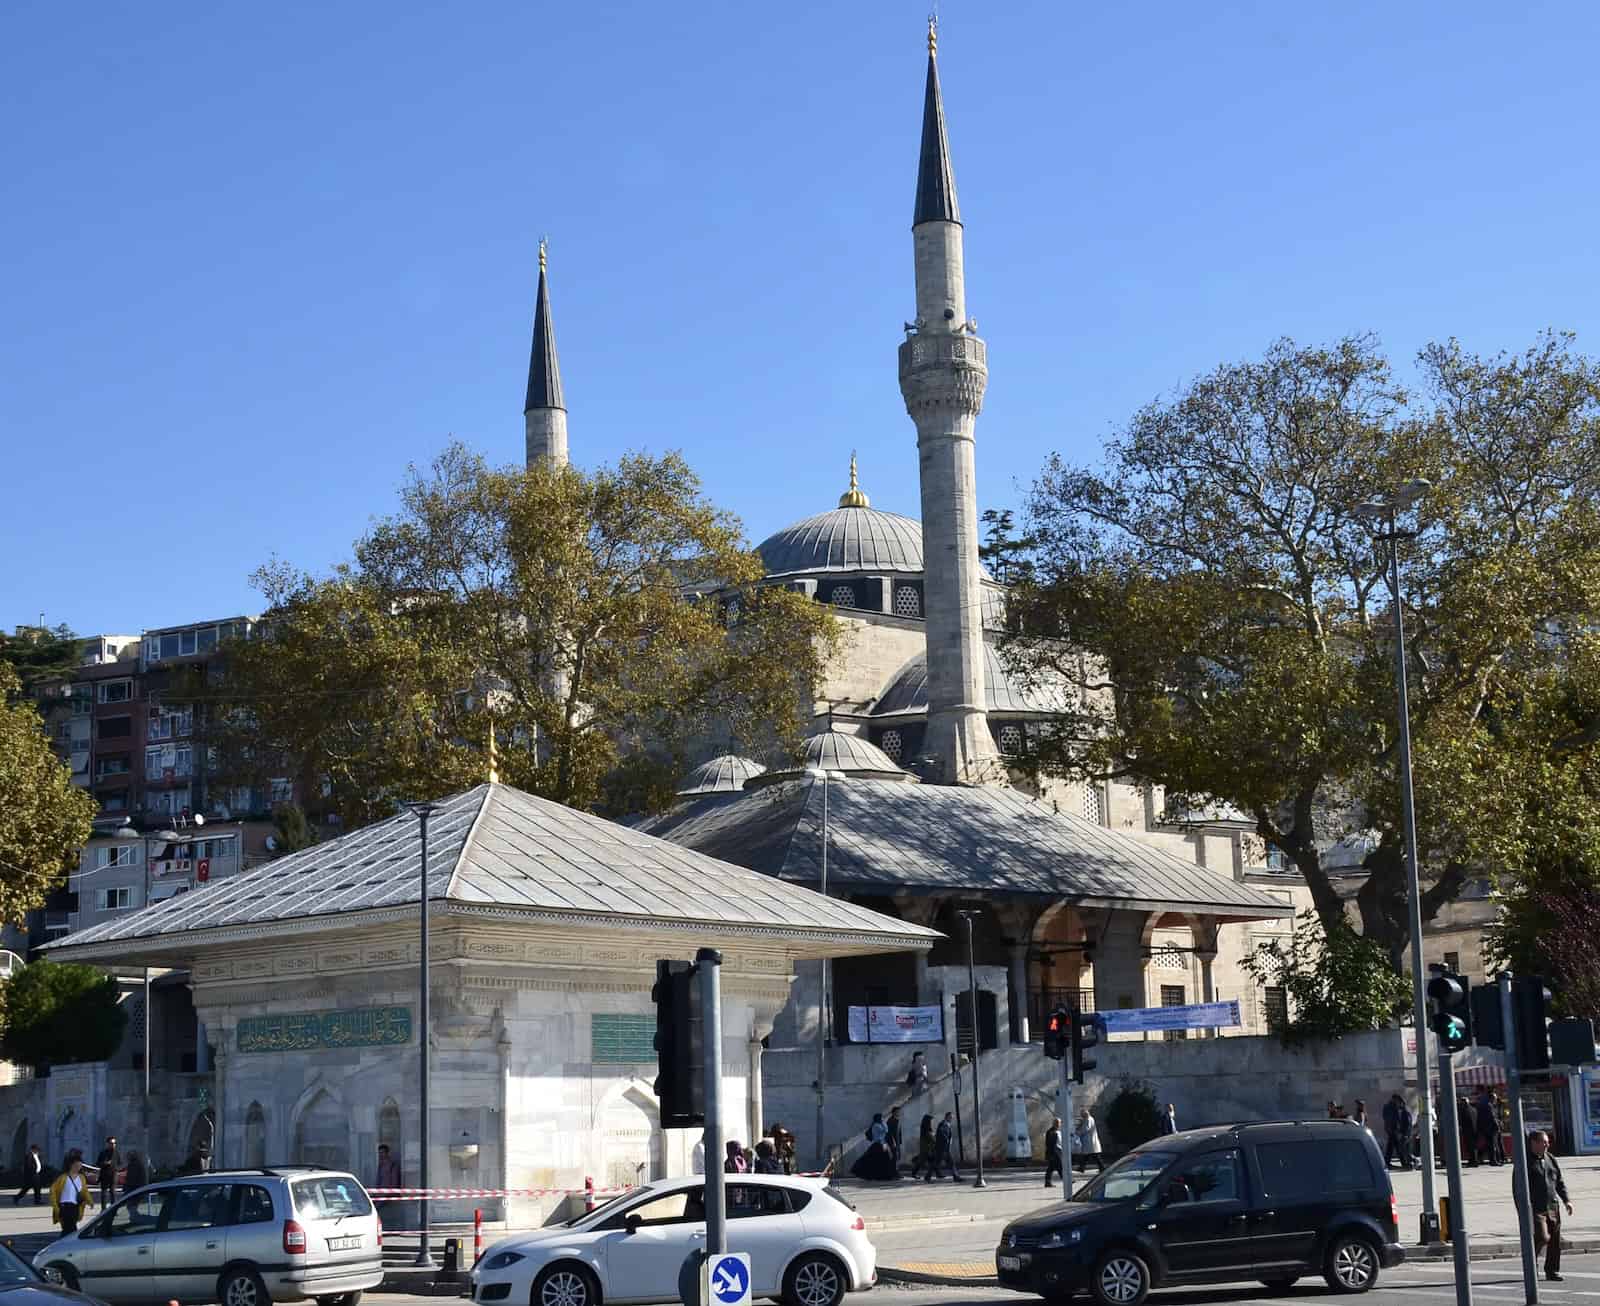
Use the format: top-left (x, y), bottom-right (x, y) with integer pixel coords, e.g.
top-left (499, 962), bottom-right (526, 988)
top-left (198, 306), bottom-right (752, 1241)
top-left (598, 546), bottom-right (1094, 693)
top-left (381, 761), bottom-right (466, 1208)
top-left (1189, 916), bottom-right (1221, 1038)
top-left (1007, 945), bottom-right (1030, 1043)
top-left (211, 1044), bottom-right (229, 1170)
top-left (748, 1036), bottom-right (765, 1148)
top-left (1091, 910), bottom-right (1151, 1027)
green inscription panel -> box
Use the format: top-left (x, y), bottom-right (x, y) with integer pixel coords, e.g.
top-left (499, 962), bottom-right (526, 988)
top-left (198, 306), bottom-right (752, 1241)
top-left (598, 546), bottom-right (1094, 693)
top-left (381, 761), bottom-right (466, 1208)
top-left (236, 1006), bottom-right (412, 1054)
top-left (592, 1013), bottom-right (656, 1064)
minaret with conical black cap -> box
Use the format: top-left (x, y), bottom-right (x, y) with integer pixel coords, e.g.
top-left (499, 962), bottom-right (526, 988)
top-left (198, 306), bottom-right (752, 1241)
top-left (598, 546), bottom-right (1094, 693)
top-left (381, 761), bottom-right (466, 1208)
top-left (898, 19), bottom-right (994, 784)
top-left (524, 240), bottom-right (568, 467)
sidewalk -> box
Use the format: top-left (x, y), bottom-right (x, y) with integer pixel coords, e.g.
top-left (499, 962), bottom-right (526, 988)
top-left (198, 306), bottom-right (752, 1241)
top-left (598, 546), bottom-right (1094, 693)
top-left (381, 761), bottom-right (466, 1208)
top-left (841, 1152), bottom-right (1600, 1284)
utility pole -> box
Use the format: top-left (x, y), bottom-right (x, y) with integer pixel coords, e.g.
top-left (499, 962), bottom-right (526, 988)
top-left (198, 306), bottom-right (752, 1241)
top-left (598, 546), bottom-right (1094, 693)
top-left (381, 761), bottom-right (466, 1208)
top-left (699, 949), bottom-right (725, 1257)
top-left (1437, 1047), bottom-right (1474, 1306)
top-left (958, 909), bottom-right (985, 1188)
top-left (403, 801), bottom-right (438, 1267)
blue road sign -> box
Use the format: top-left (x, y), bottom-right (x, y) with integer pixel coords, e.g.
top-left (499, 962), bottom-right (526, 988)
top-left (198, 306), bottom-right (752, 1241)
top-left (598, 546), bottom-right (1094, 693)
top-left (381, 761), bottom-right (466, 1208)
top-left (708, 1253), bottom-right (751, 1306)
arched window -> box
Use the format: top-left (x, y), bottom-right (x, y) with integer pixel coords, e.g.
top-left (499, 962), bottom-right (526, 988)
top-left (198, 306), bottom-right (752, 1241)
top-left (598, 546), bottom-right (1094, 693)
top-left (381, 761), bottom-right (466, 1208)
top-left (893, 585), bottom-right (922, 618)
top-left (293, 1088), bottom-right (348, 1171)
top-left (244, 1103), bottom-right (266, 1169)
top-left (378, 1099), bottom-right (402, 1156)
top-left (997, 724), bottom-right (1024, 756)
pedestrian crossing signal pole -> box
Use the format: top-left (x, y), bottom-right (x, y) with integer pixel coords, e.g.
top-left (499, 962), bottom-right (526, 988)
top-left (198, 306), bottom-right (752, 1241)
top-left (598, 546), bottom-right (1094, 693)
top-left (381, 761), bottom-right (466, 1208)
top-left (1429, 972), bottom-right (1474, 1306)
top-left (699, 949), bottom-right (726, 1258)
top-left (1500, 974), bottom-right (1539, 1306)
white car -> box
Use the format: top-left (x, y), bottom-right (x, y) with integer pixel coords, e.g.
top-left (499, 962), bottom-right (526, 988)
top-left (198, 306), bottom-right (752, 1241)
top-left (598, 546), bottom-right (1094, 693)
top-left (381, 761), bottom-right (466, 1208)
top-left (470, 1175), bottom-right (875, 1306)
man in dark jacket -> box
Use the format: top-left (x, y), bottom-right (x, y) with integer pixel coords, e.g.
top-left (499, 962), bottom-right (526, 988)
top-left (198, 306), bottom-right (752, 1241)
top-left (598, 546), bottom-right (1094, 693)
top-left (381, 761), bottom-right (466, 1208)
top-left (1528, 1131), bottom-right (1573, 1281)
top-left (1043, 1117), bottom-right (1064, 1187)
top-left (95, 1137), bottom-right (120, 1207)
top-left (13, 1144), bottom-right (44, 1205)
top-left (926, 1112), bottom-right (961, 1182)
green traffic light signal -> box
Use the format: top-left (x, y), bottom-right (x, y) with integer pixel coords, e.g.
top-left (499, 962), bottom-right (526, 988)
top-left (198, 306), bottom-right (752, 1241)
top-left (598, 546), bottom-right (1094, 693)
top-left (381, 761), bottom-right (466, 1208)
top-left (1439, 1013), bottom-right (1469, 1053)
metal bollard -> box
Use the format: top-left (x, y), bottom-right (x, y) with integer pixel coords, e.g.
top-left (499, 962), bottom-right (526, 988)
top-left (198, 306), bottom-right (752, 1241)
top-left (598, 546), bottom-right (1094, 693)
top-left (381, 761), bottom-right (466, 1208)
top-left (1439, 1194), bottom-right (1452, 1242)
top-left (474, 1208), bottom-right (483, 1264)
top-left (441, 1237), bottom-right (461, 1279)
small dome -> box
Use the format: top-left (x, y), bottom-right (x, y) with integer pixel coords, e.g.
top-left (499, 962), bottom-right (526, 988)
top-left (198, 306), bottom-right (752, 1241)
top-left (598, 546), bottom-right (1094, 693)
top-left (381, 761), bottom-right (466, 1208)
top-left (870, 646), bottom-right (1073, 718)
top-left (801, 731), bottom-right (913, 780)
top-left (678, 754), bottom-right (768, 796)
top-left (757, 506), bottom-right (924, 578)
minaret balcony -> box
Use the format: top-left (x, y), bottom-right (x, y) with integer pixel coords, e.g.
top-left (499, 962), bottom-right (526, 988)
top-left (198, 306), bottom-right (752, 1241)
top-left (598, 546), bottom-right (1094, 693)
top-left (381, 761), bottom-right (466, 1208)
top-left (898, 333), bottom-right (987, 381)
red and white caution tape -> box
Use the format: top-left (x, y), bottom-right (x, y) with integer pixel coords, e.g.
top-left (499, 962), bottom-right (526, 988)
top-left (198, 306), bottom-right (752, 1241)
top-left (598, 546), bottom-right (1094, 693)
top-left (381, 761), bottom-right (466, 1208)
top-left (369, 1186), bottom-right (632, 1199)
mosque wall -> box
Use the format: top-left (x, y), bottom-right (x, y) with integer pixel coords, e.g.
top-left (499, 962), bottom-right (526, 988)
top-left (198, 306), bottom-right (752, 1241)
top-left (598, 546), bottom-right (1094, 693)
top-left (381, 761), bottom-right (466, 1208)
top-left (815, 614), bottom-right (927, 717)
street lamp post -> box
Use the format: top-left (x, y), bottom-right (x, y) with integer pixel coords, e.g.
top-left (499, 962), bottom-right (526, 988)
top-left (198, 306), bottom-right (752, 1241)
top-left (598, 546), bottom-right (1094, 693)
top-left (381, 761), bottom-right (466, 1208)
top-left (804, 768), bottom-right (845, 1170)
top-left (956, 908), bottom-right (986, 1188)
top-left (1355, 480), bottom-right (1438, 1244)
top-left (115, 821), bottom-right (184, 1171)
top-left (402, 801), bottom-right (439, 1267)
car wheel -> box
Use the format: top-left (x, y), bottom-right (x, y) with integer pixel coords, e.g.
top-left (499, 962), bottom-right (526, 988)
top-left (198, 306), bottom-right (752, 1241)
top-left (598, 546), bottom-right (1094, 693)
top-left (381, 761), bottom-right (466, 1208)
top-left (1259, 1278), bottom-right (1299, 1291)
top-left (44, 1265), bottom-right (78, 1292)
top-left (1324, 1234), bottom-right (1379, 1294)
top-left (785, 1253), bottom-right (847, 1306)
top-left (533, 1264), bottom-right (599, 1306)
top-left (221, 1268), bottom-right (270, 1306)
top-left (1090, 1251), bottom-right (1151, 1306)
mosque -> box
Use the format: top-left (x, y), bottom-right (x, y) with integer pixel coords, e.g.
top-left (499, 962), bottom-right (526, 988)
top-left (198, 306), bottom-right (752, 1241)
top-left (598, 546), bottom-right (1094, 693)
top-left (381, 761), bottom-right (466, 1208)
top-left (518, 20), bottom-right (1310, 1152)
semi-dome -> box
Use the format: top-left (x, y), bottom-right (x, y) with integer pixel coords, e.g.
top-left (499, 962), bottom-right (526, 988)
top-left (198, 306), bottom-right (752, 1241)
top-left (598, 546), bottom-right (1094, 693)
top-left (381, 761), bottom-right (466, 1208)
top-left (870, 645), bottom-right (1073, 718)
top-left (677, 754), bottom-right (768, 796)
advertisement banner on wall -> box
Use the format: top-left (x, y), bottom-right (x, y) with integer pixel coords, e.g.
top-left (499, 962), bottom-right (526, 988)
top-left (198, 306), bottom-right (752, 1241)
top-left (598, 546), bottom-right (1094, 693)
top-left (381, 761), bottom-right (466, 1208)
top-left (845, 1004), bottom-right (944, 1044)
top-left (1100, 1000), bottom-right (1243, 1034)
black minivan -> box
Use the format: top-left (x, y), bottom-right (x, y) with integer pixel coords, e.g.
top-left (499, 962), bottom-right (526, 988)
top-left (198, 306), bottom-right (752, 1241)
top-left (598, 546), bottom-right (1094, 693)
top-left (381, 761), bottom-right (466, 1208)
top-left (995, 1120), bottom-right (1405, 1305)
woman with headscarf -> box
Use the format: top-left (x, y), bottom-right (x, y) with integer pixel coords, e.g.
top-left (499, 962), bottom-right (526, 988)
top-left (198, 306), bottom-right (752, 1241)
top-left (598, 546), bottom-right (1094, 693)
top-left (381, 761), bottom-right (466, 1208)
top-left (908, 1114), bottom-right (935, 1180)
top-left (724, 1140), bottom-right (749, 1174)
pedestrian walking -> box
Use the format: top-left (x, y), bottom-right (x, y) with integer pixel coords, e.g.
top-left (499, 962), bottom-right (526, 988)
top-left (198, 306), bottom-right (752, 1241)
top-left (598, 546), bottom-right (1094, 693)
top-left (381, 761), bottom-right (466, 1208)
top-left (1352, 1100), bottom-right (1369, 1131)
top-left (886, 1107), bottom-right (904, 1172)
top-left (906, 1051), bottom-right (929, 1097)
top-left (926, 1111), bottom-right (961, 1182)
top-left (1383, 1094), bottom-right (1413, 1170)
top-left (376, 1143), bottom-right (401, 1189)
top-left (852, 1115), bottom-right (897, 1181)
top-left (1075, 1110), bottom-right (1104, 1172)
top-left (95, 1136), bottom-right (120, 1208)
top-left (1043, 1117), bottom-right (1064, 1188)
top-left (770, 1123), bottom-right (796, 1175)
top-left (1475, 1090), bottom-right (1501, 1166)
top-left (1528, 1130), bottom-right (1573, 1281)
top-left (50, 1156), bottom-right (91, 1234)
top-left (13, 1144), bottom-right (44, 1205)
top-left (1458, 1096), bottom-right (1478, 1166)
top-left (909, 1114), bottom-right (934, 1179)
top-left (724, 1140), bottom-right (748, 1174)
top-left (1159, 1103), bottom-right (1178, 1135)
top-left (122, 1151), bottom-right (147, 1195)
top-left (753, 1140), bottom-right (783, 1174)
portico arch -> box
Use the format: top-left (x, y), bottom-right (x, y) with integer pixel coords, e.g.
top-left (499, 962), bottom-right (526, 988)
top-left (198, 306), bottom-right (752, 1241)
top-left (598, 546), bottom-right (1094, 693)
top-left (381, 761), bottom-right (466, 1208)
top-left (244, 1103), bottom-right (267, 1168)
top-left (594, 1082), bottom-right (662, 1190)
top-left (291, 1079), bottom-right (349, 1171)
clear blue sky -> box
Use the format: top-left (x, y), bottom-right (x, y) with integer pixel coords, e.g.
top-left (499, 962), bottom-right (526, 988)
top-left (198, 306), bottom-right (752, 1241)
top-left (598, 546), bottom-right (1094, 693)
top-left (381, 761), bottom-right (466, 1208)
top-left (7, 1), bottom-right (1600, 635)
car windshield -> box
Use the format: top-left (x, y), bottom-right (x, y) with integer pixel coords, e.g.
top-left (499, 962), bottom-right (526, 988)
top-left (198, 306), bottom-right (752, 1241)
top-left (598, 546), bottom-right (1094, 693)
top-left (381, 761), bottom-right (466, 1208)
top-left (0, 1242), bottom-right (40, 1286)
top-left (1074, 1150), bottom-right (1177, 1203)
top-left (565, 1192), bottom-right (627, 1228)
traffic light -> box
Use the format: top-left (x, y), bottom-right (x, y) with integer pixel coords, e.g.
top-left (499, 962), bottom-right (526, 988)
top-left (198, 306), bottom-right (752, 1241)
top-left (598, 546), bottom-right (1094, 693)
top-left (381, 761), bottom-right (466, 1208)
top-left (1042, 1007), bottom-right (1069, 1060)
top-left (1550, 1017), bottom-right (1599, 1067)
top-left (1427, 972), bottom-right (1472, 1054)
top-left (652, 959), bottom-right (704, 1128)
top-left (1513, 977), bottom-right (1553, 1072)
top-left (1469, 984), bottom-right (1505, 1050)
top-left (1071, 1009), bottom-right (1106, 1085)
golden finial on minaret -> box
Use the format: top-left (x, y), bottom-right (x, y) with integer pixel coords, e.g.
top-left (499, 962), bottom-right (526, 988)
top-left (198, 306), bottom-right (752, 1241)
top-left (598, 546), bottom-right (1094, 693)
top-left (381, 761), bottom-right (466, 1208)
top-left (538, 238), bottom-right (547, 273)
top-left (487, 719), bottom-right (501, 784)
top-left (927, 14), bottom-right (937, 56)
top-left (838, 452), bottom-right (871, 509)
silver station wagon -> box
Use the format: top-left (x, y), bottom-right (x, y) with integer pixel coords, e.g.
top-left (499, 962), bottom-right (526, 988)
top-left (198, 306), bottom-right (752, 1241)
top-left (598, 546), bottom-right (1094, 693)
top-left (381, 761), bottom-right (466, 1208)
top-left (35, 1167), bottom-right (384, 1306)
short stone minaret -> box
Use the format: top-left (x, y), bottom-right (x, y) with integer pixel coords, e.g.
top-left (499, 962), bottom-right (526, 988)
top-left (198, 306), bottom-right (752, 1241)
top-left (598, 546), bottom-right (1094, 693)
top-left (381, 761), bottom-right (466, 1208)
top-left (524, 240), bottom-right (568, 467)
top-left (896, 20), bottom-right (992, 781)
top-left (897, 20), bottom-right (994, 785)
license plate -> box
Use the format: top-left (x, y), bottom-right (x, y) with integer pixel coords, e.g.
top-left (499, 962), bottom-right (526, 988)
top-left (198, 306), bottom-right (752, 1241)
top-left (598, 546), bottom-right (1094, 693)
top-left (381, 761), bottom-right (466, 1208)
top-left (328, 1235), bottom-right (362, 1251)
top-left (998, 1256), bottom-right (1022, 1272)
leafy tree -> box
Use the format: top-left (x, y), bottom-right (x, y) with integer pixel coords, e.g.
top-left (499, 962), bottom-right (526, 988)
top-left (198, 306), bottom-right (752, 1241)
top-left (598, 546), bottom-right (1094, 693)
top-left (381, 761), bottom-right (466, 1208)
top-left (0, 960), bottom-right (128, 1068)
top-left (0, 664), bottom-right (96, 924)
top-left (979, 508), bottom-right (1037, 586)
top-left (1486, 862), bottom-right (1600, 1019)
top-left (1003, 333), bottom-right (1600, 967)
top-left (1103, 1079), bottom-right (1162, 1147)
top-left (0, 624), bottom-right (79, 701)
top-left (270, 804), bottom-right (316, 856)
top-left (1242, 912), bottom-right (1412, 1045)
top-left (206, 445), bottom-right (839, 824)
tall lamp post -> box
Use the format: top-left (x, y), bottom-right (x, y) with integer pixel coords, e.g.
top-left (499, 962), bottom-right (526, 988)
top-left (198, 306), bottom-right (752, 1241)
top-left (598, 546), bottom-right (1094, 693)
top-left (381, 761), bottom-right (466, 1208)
top-left (401, 801), bottom-right (439, 1267)
top-left (956, 907), bottom-right (986, 1189)
top-left (1354, 479), bottom-right (1438, 1244)
top-left (114, 821), bottom-right (185, 1170)
top-left (804, 767), bottom-right (845, 1170)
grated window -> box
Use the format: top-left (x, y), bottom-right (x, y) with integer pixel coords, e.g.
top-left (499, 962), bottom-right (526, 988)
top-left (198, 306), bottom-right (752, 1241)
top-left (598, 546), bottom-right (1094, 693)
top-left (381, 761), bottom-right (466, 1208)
top-left (1081, 782), bottom-right (1105, 825)
top-left (998, 724), bottom-right (1024, 755)
top-left (893, 585), bottom-right (921, 618)
top-left (879, 730), bottom-right (903, 761)
top-left (829, 585), bottom-right (857, 609)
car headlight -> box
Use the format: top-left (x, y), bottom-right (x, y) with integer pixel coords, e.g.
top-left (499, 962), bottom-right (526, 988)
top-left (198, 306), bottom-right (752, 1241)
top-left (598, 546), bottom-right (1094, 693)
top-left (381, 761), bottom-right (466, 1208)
top-left (1040, 1229), bottom-right (1083, 1250)
top-left (483, 1251), bottom-right (526, 1272)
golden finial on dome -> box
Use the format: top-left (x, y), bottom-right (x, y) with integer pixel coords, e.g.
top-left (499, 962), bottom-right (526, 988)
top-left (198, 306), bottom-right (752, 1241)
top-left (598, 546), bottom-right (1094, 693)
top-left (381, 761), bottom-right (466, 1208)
top-left (538, 237), bottom-right (547, 273)
top-left (838, 452), bottom-right (871, 509)
top-left (927, 14), bottom-right (937, 56)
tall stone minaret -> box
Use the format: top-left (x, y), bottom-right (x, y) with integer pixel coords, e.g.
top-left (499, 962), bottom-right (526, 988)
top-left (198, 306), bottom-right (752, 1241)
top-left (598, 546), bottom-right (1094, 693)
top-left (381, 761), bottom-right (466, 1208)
top-left (524, 240), bottom-right (568, 467)
top-left (898, 20), bottom-right (994, 784)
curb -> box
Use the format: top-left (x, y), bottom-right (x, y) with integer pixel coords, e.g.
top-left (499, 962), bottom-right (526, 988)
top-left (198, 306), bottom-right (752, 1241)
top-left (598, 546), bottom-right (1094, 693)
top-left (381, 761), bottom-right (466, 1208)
top-left (878, 1267), bottom-right (1000, 1288)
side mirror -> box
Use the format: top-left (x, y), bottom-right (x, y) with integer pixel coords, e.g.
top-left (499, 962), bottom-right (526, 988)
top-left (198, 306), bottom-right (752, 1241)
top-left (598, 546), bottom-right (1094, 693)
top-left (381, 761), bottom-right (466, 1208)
top-left (625, 1214), bottom-right (642, 1235)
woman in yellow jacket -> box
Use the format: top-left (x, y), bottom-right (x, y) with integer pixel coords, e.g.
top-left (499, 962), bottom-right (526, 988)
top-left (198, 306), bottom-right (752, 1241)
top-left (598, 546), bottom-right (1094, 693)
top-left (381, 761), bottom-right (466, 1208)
top-left (49, 1156), bottom-right (93, 1233)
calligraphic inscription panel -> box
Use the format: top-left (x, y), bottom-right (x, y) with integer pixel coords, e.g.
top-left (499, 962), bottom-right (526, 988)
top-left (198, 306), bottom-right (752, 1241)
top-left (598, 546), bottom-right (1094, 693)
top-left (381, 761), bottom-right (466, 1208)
top-left (236, 1005), bottom-right (413, 1054)
top-left (591, 1013), bottom-right (656, 1064)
